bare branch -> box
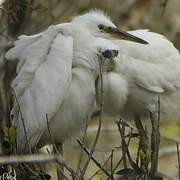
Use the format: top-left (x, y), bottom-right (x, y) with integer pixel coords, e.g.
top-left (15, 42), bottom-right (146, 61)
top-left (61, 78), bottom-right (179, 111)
top-left (79, 54), bottom-right (104, 178)
top-left (177, 143), bottom-right (180, 180)
top-left (160, 0), bottom-right (169, 14)
top-left (0, 154), bottom-right (60, 165)
top-left (46, 114), bottom-right (56, 153)
top-left (88, 153), bottom-right (112, 180)
top-left (76, 118), bottom-right (88, 177)
top-left (10, 87), bottom-right (31, 152)
top-left (116, 119), bottom-right (127, 169)
top-left (149, 96), bottom-right (161, 178)
top-left (77, 139), bottom-right (112, 179)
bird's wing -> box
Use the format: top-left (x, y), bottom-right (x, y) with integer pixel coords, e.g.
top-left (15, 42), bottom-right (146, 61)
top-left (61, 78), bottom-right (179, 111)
top-left (6, 33), bottom-right (42, 73)
top-left (114, 30), bottom-right (180, 118)
top-left (6, 25), bottom-right (73, 150)
top-left (114, 30), bottom-right (180, 93)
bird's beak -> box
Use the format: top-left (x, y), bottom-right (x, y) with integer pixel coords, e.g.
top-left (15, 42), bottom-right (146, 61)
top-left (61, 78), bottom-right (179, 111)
top-left (98, 24), bottom-right (148, 45)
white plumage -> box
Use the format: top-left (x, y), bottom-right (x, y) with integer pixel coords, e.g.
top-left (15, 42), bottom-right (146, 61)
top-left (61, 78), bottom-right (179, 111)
top-left (96, 29), bottom-right (180, 121)
top-left (6, 24), bottom-right (74, 150)
top-left (6, 10), bottom-right (180, 152)
top-left (5, 11), bottom-right (122, 151)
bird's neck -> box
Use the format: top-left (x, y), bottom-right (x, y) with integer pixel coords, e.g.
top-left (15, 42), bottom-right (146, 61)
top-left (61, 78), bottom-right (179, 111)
top-left (73, 50), bottom-right (100, 79)
top-left (72, 63), bottom-right (99, 81)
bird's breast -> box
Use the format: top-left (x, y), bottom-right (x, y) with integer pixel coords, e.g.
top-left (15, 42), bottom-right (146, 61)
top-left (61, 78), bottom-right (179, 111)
top-left (96, 72), bottom-right (129, 117)
top-left (39, 68), bottom-right (96, 145)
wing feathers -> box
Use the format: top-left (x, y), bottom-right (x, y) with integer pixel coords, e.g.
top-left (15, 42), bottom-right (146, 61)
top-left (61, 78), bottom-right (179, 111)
top-left (6, 25), bottom-right (73, 150)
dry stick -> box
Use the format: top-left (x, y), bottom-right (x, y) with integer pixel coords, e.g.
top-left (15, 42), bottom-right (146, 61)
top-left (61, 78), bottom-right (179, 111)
top-left (54, 171), bottom-right (69, 180)
top-left (22, 163), bottom-right (39, 176)
top-left (134, 115), bottom-right (149, 177)
top-left (112, 157), bottom-right (123, 175)
top-left (116, 119), bottom-right (131, 179)
top-left (112, 127), bottom-right (134, 174)
top-left (75, 118), bottom-right (89, 178)
top-left (118, 119), bottom-right (127, 169)
top-left (46, 109), bottom-right (69, 179)
top-left (46, 114), bottom-right (56, 153)
top-left (0, 154), bottom-right (60, 165)
top-left (21, 159), bottom-right (42, 178)
top-left (44, 129), bottom-right (77, 179)
top-left (79, 55), bottom-right (104, 179)
top-left (116, 120), bottom-right (142, 177)
top-left (134, 116), bottom-right (149, 153)
top-left (51, 143), bottom-right (76, 179)
top-left (161, 0), bottom-right (169, 14)
top-left (149, 96), bottom-right (161, 178)
top-left (110, 149), bottom-right (114, 179)
top-left (111, 121), bottom-right (129, 175)
top-left (10, 87), bottom-right (31, 152)
top-left (177, 143), bottom-right (180, 180)
top-left (56, 158), bottom-right (76, 179)
top-left (46, 115), bottom-right (66, 180)
top-left (116, 120), bottom-right (127, 169)
top-left (46, 116), bottom-right (67, 177)
top-left (89, 153), bottom-right (112, 180)
top-left (77, 139), bottom-right (111, 179)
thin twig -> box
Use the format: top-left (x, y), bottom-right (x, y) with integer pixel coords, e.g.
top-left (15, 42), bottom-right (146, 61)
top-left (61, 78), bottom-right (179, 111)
top-left (160, 0), bottom-right (169, 14)
top-left (55, 156), bottom-right (76, 179)
top-left (112, 157), bottom-right (123, 175)
top-left (149, 96), bottom-right (161, 178)
top-left (116, 120), bottom-right (142, 176)
top-left (10, 87), bottom-right (31, 152)
top-left (110, 149), bottom-right (114, 179)
top-left (46, 115), bottom-right (65, 180)
top-left (89, 153), bottom-right (112, 180)
top-left (0, 154), bottom-right (60, 165)
top-left (116, 119), bottom-right (127, 169)
top-left (134, 116), bottom-right (149, 153)
top-left (46, 114), bottom-right (56, 153)
top-left (22, 163), bottom-right (39, 176)
top-left (77, 139), bottom-right (112, 179)
top-left (79, 55), bottom-right (104, 178)
top-left (177, 143), bottom-right (180, 180)
top-left (76, 118), bottom-right (88, 177)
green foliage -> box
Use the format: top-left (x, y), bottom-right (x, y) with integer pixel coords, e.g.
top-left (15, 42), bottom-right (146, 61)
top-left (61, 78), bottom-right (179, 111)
top-left (139, 148), bottom-right (151, 173)
top-left (4, 126), bottom-right (17, 143)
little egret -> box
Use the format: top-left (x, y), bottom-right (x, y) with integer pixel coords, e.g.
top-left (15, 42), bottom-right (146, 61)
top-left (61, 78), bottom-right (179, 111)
top-left (94, 19), bottom-right (180, 178)
top-left (5, 10), bottom-right (148, 151)
top-left (96, 28), bottom-right (180, 121)
top-left (94, 14), bottom-right (180, 177)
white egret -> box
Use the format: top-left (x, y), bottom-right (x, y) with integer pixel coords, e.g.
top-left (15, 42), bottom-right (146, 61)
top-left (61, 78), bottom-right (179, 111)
top-left (5, 10), bottom-right (147, 152)
top-left (96, 27), bottom-right (180, 121)
top-left (94, 14), bottom-right (180, 178)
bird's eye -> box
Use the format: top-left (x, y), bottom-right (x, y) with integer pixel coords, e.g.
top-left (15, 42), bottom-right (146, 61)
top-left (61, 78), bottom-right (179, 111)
top-left (98, 24), bottom-right (104, 30)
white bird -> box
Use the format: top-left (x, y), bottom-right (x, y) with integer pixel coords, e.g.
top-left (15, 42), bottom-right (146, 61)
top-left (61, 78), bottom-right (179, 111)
top-left (96, 25), bottom-right (180, 122)
top-left (5, 10), bottom-right (147, 152)
top-left (94, 20), bottom-right (180, 178)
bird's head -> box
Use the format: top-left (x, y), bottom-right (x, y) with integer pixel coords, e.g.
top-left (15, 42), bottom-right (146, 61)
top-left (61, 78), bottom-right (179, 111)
top-left (72, 10), bottom-right (148, 45)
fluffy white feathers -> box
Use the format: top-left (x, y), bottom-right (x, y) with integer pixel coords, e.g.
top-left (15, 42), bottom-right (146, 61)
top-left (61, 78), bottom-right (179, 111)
top-left (96, 29), bottom-right (180, 121)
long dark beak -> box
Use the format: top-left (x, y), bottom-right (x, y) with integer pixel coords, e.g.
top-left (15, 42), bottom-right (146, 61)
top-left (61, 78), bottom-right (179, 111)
top-left (98, 24), bottom-right (148, 45)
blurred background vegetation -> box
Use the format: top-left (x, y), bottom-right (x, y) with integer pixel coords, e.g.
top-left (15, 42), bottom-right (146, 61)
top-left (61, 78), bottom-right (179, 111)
top-left (0, 0), bottom-right (180, 179)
